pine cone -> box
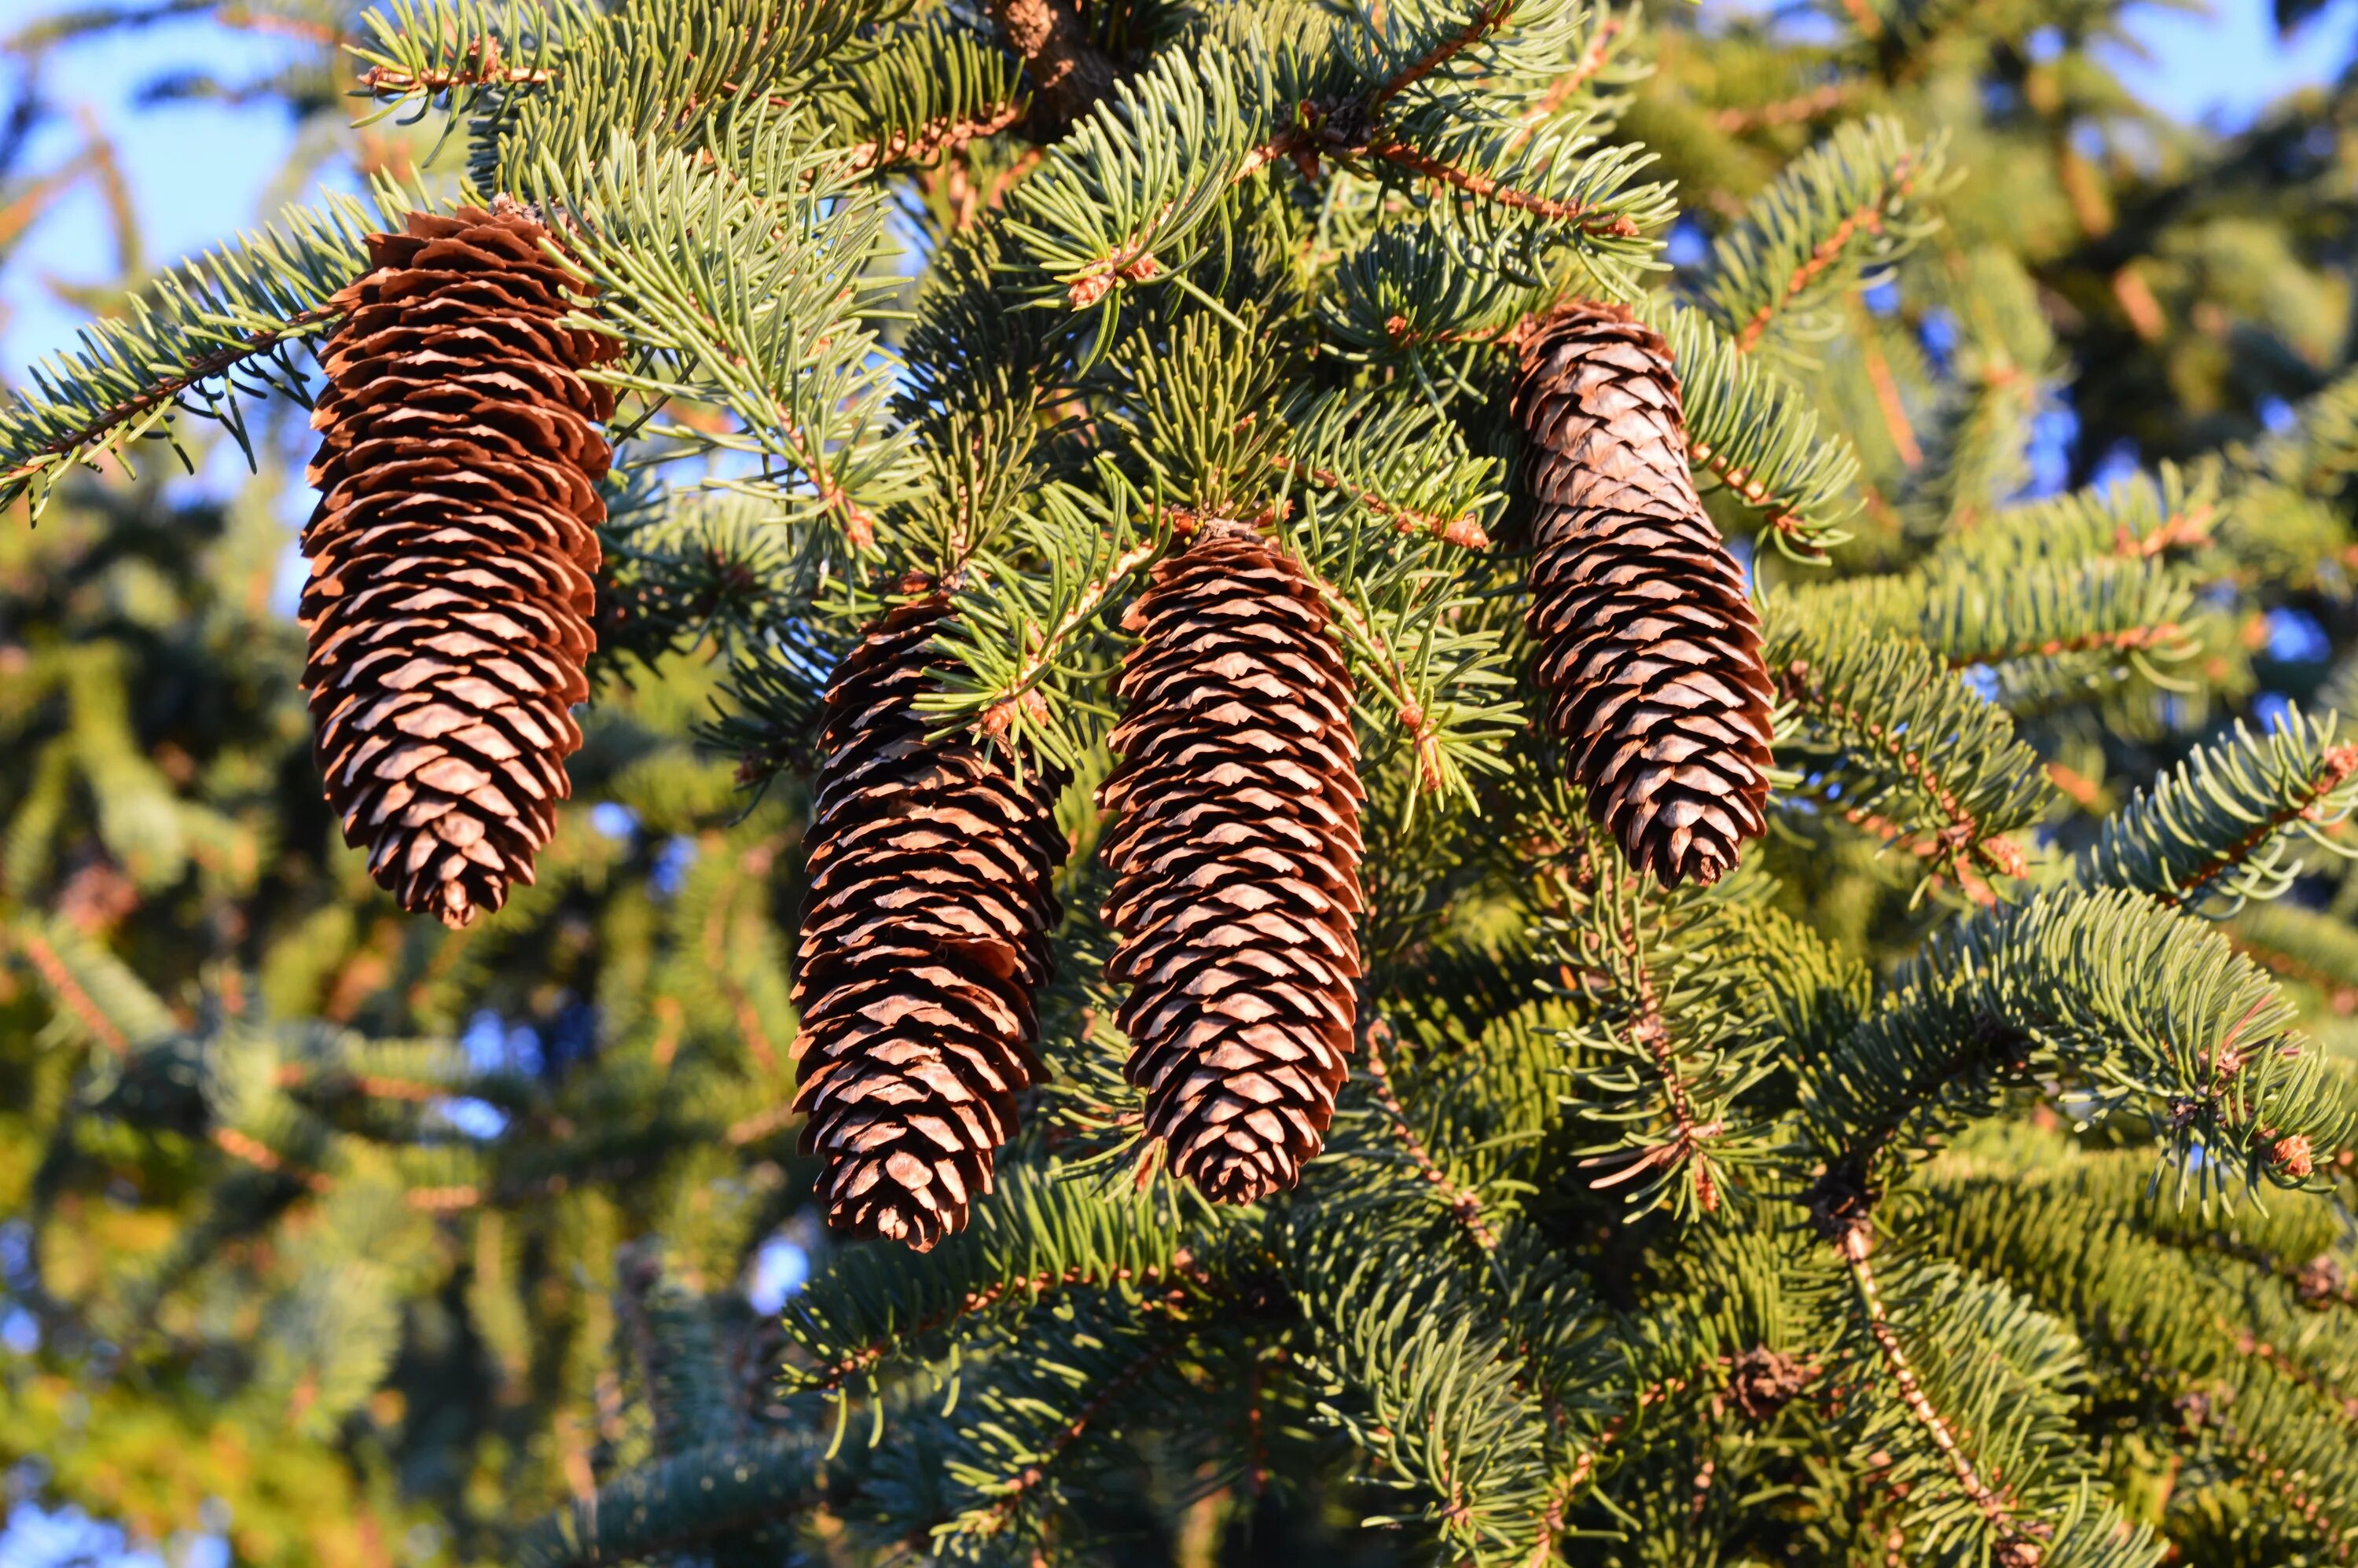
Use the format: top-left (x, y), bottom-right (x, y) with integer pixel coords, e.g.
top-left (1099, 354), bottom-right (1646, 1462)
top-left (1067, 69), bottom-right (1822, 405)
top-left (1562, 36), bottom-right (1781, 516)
top-left (302, 201), bottom-right (619, 927)
top-left (792, 600), bottom-right (1067, 1250)
top-left (1100, 522), bottom-right (1365, 1203)
top-left (1512, 301), bottom-right (1775, 887)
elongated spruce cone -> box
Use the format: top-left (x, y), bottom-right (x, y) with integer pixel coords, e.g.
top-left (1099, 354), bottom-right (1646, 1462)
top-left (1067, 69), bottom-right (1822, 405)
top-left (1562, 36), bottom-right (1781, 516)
top-left (792, 600), bottom-right (1067, 1250)
top-left (302, 201), bottom-right (619, 927)
top-left (1512, 301), bottom-right (1776, 887)
top-left (1100, 523), bottom-right (1365, 1203)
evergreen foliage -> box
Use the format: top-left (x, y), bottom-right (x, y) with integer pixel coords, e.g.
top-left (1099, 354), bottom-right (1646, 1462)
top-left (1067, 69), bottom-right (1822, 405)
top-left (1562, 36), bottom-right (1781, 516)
top-left (4, 0), bottom-right (2358, 1563)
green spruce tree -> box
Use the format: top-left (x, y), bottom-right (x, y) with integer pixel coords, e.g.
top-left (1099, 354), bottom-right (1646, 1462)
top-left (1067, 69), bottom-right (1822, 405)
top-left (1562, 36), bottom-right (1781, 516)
top-left (5, 0), bottom-right (2358, 1564)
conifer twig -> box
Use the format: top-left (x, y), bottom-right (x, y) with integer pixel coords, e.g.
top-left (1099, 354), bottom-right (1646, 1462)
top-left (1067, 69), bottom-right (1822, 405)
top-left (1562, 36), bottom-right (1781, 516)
top-left (1579, 898), bottom-right (1722, 1213)
top-left (1269, 453), bottom-right (1489, 549)
top-left (1835, 1230), bottom-right (2040, 1562)
top-left (969, 1333), bottom-right (1188, 1532)
top-left (1367, 0), bottom-right (1517, 112)
top-left (1732, 146), bottom-right (1924, 353)
top-left (1360, 136), bottom-right (1644, 237)
top-left (831, 103), bottom-right (1029, 178)
top-left (1297, 567), bottom-right (1449, 795)
top-left (2152, 744), bottom-right (2358, 911)
top-left (10, 924), bottom-right (130, 1054)
top-left (1361, 1013), bottom-right (1500, 1250)
top-left (1776, 663), bottom-right (2028, 883)
top-left (1707, 82), bottom-right (1855, 134)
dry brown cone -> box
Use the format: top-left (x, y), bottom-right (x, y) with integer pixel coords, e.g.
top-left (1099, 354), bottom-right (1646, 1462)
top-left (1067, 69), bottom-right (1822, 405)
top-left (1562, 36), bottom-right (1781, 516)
top-left (1512, 300), bottom-right (1775, 887)
top-left (302, 198), bottom-right (619, 927)
top-left (1100, 521), bottom-right (1365, 1204)
top-left (791, 599), bottom-right (1067, 1250)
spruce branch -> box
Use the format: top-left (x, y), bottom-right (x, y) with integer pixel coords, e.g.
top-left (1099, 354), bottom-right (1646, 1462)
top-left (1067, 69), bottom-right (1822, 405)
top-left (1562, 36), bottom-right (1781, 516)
top-left (1689, 116), bottom-right (1948, 359)
top-left (780, 1166), bottom-right (1187, 1402)
top-left (1640, 297), bottom-right (1865, 557)
top-left (1361, 1012), bottom-right (1501, 1250)
top-left (512, 1436), bottom-right (817, 1568)
top-left (0, 176), bottom-right (439, 519)
top-left (7, 915), bottom-right (178, 1054)
top-left (1931, 1158), bottom-right (2358, 1555)
top-left (1834, 1236), bottom-right (2042, 1563)
top-left (2076, 707), bottom-right (2358, 915)
top-left (940, 1323), bottom-right (1192, 1545)
top-left (547, 119), bottom-right (916, 552)
top-left (1805, 887), bottom-right (2347, 1192)
top-left (1767, 617), bottom-right (2047, 887)
top-left (1271, 452), bottom-right (1490, 548)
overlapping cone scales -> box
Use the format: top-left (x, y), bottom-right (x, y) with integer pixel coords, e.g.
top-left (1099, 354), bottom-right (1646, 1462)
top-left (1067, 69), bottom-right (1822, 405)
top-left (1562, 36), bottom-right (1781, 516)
top-left (792, 600), bottom-right (1066, 1251)
top-left (1100, 525), bottom-right (1365, 1203)
top-left (302, 203), bottom-right (619, 927)
top-left (1513, 301), bottom-right (1775, 887)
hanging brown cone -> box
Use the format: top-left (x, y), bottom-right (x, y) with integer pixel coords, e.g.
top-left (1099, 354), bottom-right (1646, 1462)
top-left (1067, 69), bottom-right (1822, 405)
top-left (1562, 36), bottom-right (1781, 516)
top-left (1100, 522), bottom-right (1365, 1204)
top-left (791, 599), bottom-right (1067, 1250)
top-left (302, 200), bottom-right (619, 927)
top-left (1511, 300), bottom-right (1775, 887)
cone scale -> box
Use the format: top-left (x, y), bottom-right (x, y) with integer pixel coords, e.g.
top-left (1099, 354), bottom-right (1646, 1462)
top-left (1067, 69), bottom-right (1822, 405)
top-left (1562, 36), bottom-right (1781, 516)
top-left (1100, 522), bottom-right (1366, 1203)
top-left (1511, 300), bottom-right (1777, 887)
top-left (301, 201), bottom-right (619, 927)
top-left (791, 600), bottom-right (1067, 1250)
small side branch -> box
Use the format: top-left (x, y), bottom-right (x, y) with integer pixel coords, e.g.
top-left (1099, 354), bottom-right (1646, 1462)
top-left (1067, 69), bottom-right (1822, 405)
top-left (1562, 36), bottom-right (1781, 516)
top-left (1361, 1012), bottom-right (1500, 1250)
top-left (972, 1334), bottom-right (1186, 1532)
top-left (1776, 663), bottom-right (2028, 884)
top-left (10, 926), bottom-right (130, 1054)
top-left (1269, 453), bottom-right (1489, 549)
top-left (1368, 0), bottom-right (1517, 112)
top-left (0, 304), bottom-right (338, 504)
top-left (1299, 567), bottom-right (1449, 795)
top-left (1837, 1230), bottom-right (2040, 1561)
top-left (2154, 745), bottom-right (2358, 911)
top-left (1733, 150), bottom-right (1924, 353)
top-left (831, 103), bottom-right (1030, 179)
top-left (1581, 900), bottom-right (1722, 1212)
top-left (1364, 136), bottom-right (1642, 237)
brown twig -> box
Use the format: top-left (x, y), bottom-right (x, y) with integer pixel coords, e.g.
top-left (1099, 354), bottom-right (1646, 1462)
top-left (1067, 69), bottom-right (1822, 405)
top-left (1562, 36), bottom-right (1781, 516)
top-left (973, 538), bottom-right (1158, 735)
top-left (1840, 807), bottom-right (2000, 908)
top-left (10, 925), bottom-right (130, 1054)
top-left (831, 103), bottom-right (1030, 179)
top-left (1838, 1232), bottom-right (2040, 1559)
top-left (1856, 315), bottom-right (1924, 468)
top-left (1269, 452), bottom-right (1489, 549)
top-left (1733, 152), bottom-right (1922, 353)
top-left (0, 303), bottom-right (340, 502)
top-left (1361, 1013), bottom-right (1500, 1250)
top-left (1706, 82), bottom-right (1855, 134)
top-left (1944, 620), bottom-right (2186, 670)
top-left (1364, 136), bottom-right (1642, 237)
top-left (2155, 744), bottom-right (2358, 910)
top-left (1299, 566), bottom-right (1450, 795)
top-left (355, 35), bottom-right (554, 97)
top-left (1515, 16), bottom-right (1624, 135)
top-left (1776, 662), bottom-right (2026, 883)
top-left (1368, 0), bottom-right (1517, 112)
top-left (1578, 898), bottom-right (1722, 1212)
top-left (2114, 501), bottom-right (2215, 557)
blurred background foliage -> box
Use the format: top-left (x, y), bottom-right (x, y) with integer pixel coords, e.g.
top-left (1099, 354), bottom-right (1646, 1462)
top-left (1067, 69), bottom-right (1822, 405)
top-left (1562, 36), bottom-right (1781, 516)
top-left (2, 0), bottom-right (2358, 1564)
